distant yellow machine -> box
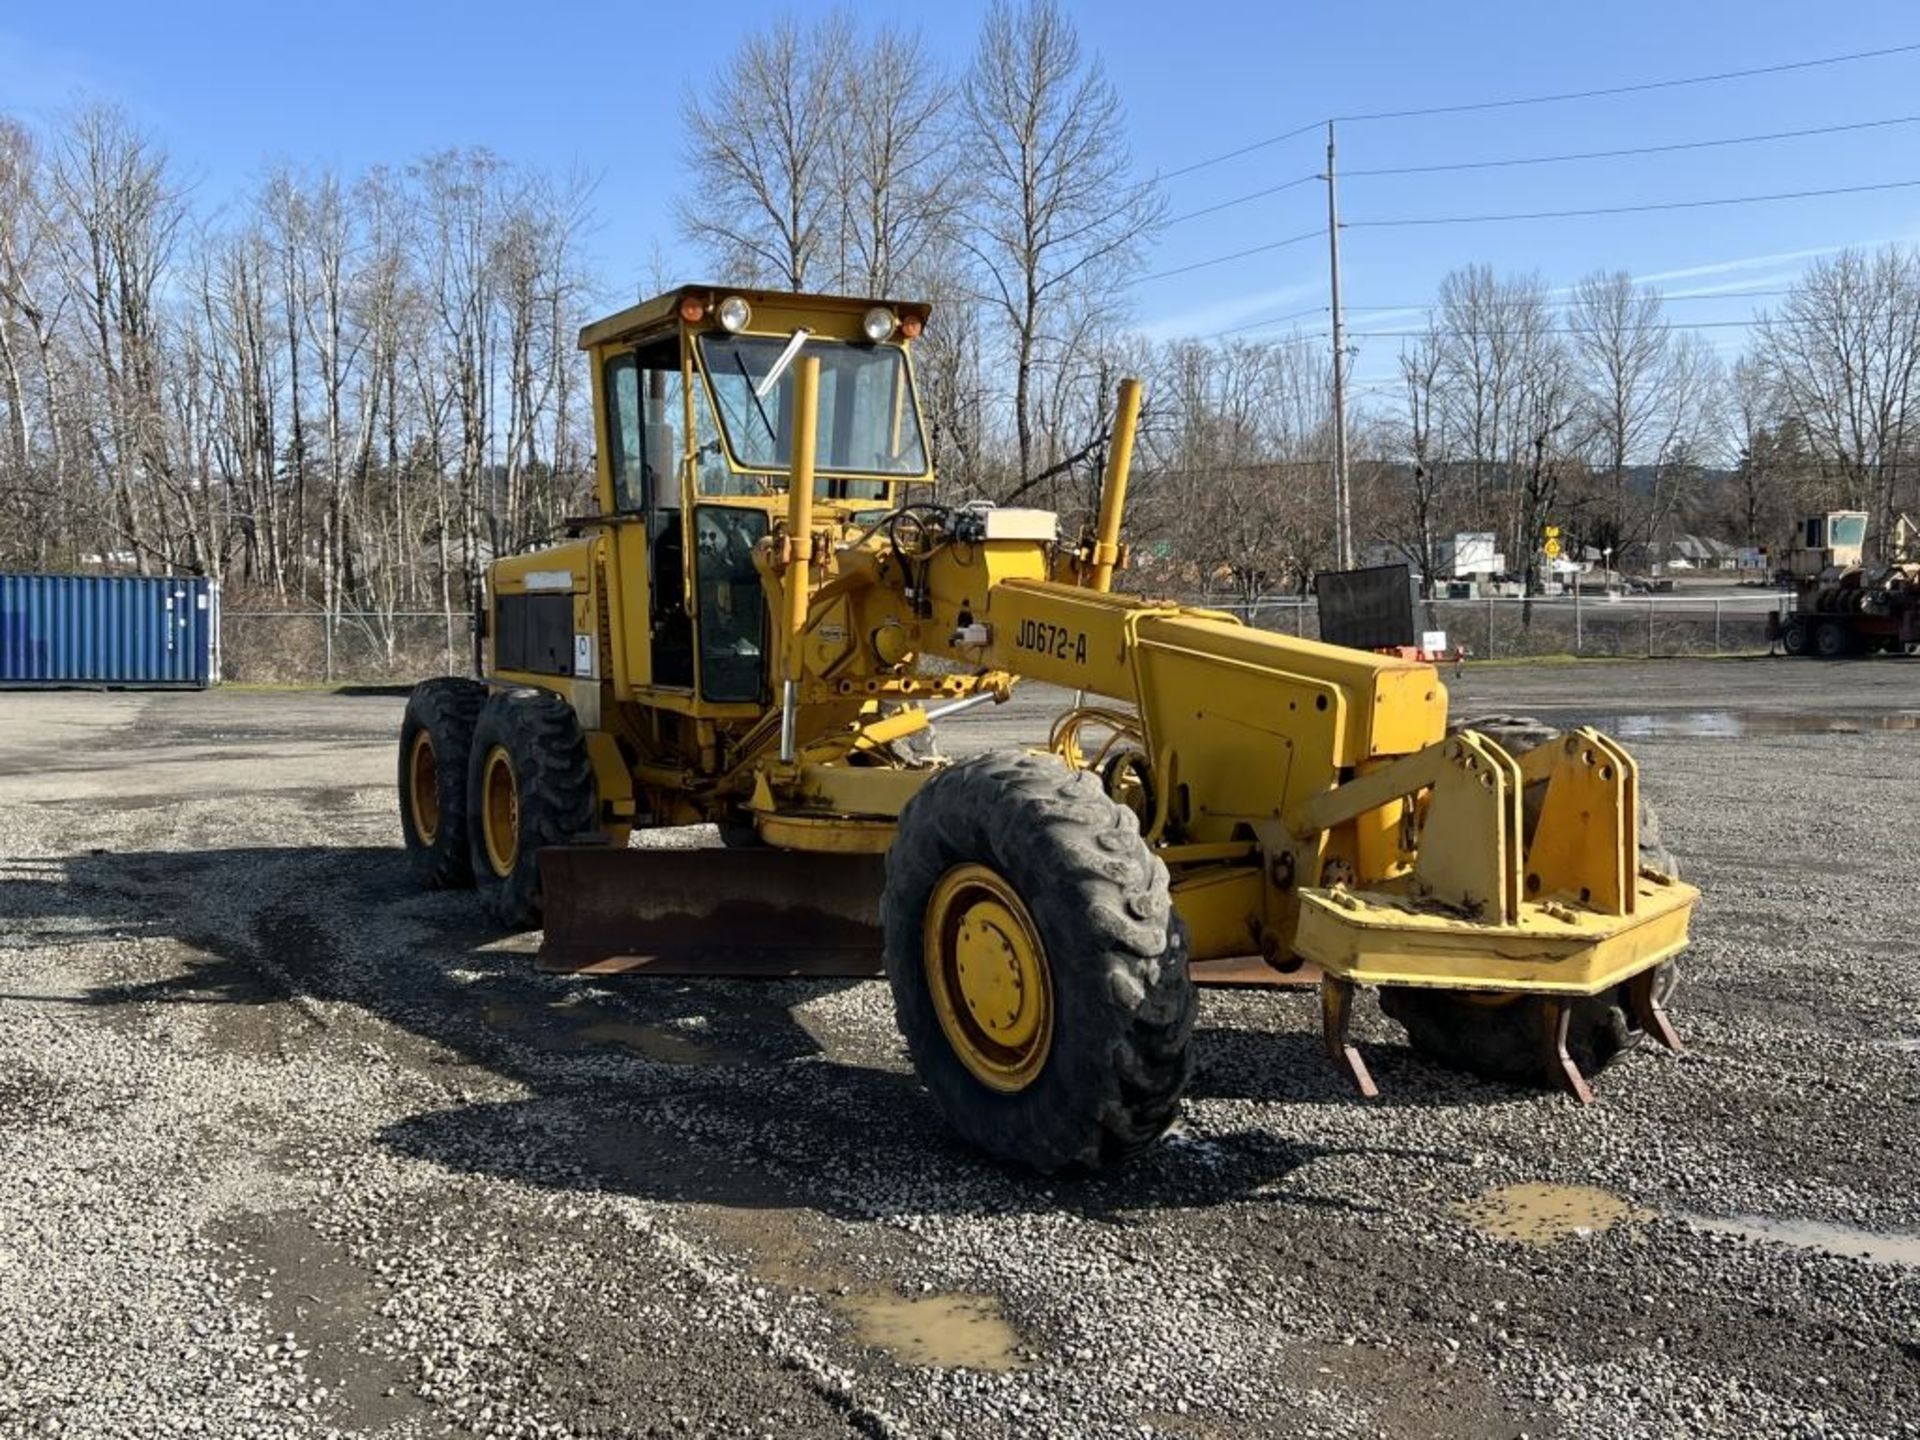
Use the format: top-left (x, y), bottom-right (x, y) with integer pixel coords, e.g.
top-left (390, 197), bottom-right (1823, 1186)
top-left (398, 285), bottom-right (1697, 1172)
top-left (1770, 510), bottom-right (1920, 658)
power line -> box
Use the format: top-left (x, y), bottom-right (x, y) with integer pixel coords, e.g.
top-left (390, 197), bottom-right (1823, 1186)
top-left (1142, 42), bottom-right (1920, 195)
top-left (1348, 319), bottom-right (1774, 339)
top-left (1140, 227), bottom-right (1325, 282)
top-left (1342, 114), bottom-right (1920, 177)
top-left (1345, 287), bottom-right (1797, 311)
top-left (1148, 324), bottom-right (1333, 349)
top-left (1207, 304), bottom-right (1327, 338)
top-left (1135, 44), bottom-right (1920, 307)
top-left (1332, 40), bottom-right (1920, 124)
top-left (1155, 121), bottom-right (1323, 184)
top-left (1191, 328), bottom-right (1333, 350)
top-left (1166, 174), bottom-right (1319, 225)
top-left (1345, 178), bottom-right (1920, 228)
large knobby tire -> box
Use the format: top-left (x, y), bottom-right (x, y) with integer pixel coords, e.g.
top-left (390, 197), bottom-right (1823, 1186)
top-left (1780, 618), bottom-right (1811, 657)
top-left (882, 751), bottom-right (1196, 1173)
top-left (1382, 715), bottom-right (1680, 1085)
top-left (399, 677), bottom-right (488, 889)
top-left (467, 688), bottom-right (598, 930)
top-left (1813, 620), bottom-right (1852, 660)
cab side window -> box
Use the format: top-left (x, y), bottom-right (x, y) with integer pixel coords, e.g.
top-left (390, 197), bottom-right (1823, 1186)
top-left (605, 347), bottom-right (688, 512)
top-left (604, 353), bottom-right (646, 512)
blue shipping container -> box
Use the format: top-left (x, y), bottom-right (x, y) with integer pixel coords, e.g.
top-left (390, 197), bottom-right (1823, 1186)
top-left (0, 573), bottom-right (218, 688)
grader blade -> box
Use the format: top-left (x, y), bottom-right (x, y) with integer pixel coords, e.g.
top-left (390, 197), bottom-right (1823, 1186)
top-left (536, 844), bottom-right (1314, 986)
top-left (536, 846), bottom-right (887, 977)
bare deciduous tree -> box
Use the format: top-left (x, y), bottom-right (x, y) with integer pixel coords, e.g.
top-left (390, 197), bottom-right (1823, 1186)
top-left (1384, 321), bottom-right (1454, 596)
top-left (1436, 264), bottom-right (1529, 516)
top-left (960, 0), bottom-right (1161, 484)
top-left (834, 26), bottom-right (958, 296)
top-left (1566, 270), bottom-right (1724, 561)
top-left (677, 13), bottom-right (853, 289)
top-left (1755, 246), bottom-right (1920, 556)
top-left (1138, 335), bottom-right (1334, 600)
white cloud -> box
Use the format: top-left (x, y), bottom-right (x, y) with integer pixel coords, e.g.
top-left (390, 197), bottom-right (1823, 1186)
top-left (1633, 243), bottom-right (1867, 287)
top-left (1133, 282), bottom-right (1321, 343)
top-left (1661, 274), bottom-right (1798, 299)
top-left (1345, 307), bottom-right (1430, 336)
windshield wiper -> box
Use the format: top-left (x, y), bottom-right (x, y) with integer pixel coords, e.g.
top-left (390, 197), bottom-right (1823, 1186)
top-left (754, 327), bottom-right (812, 399)
top-left (732, 350), bottom-right (780, 447)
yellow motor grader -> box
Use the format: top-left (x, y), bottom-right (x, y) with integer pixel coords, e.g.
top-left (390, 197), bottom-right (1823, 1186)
top-left (398, 285), bottom-right (1697, 1172)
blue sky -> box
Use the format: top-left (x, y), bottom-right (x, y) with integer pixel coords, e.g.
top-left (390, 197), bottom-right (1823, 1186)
top-left (5, 0), bottom-right (1919, 395)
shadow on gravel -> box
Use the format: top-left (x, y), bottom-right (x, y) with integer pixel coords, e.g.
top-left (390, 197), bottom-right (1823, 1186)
top-left (48, 842), bottom-right (1454, 1224)
top-left (1188, 1025), bottom-right (1536, 1113)
top-left (0, 853), bottom-right (168, 947)
top-left (374, 1092), bottom-right (1411, 1223)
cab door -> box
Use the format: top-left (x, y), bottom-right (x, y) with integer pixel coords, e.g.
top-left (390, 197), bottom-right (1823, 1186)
top-left (601, 346), bottom-right (693, 693)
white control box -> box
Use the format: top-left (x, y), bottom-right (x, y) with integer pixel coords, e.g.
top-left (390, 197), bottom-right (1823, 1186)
top-left (976, 508), bottom-right (1058, 542)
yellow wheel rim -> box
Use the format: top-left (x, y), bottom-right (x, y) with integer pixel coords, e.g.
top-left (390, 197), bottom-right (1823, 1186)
top-left (408, 731), bottom-right (440, 846)
top-left (923, 863), bottom-right (1053, 1093)
top-left (481, 745), bottom-right (520, 877)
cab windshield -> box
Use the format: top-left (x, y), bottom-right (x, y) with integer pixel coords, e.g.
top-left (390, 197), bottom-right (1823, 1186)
top-left (698, 334), bottom-right (929, 478)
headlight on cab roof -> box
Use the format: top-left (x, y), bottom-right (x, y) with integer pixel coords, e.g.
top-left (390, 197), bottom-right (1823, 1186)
top-left (862, 306), bottom-right (897, 342)
top-left (717, 294), bottom-right (752, 333)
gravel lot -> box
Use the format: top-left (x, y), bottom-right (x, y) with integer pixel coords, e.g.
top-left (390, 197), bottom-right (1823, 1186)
top-left (1, 657), bottom-right (1916, 1438)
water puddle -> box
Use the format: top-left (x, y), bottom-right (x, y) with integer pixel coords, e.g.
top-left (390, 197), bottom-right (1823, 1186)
top-left (700, 1207), bottom-right (1022, 1370)
top-left (476, 998), bottom-right (734, 1065)
top-left (1687, 1214), bottom-right (1920, 1267)
top-left (835, 1292), bottom-right (1023, 1371)
top-left (568, 1019), bottom-right (732, 1065)
top-left (1455, 1183), bottom-right (1652, 1244)
top-left (1538, 709), bottom-right (1920, 739)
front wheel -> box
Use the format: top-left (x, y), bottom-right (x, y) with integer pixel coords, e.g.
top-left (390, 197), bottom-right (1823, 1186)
top-left (1780, 618), bottom-right (1810, 656)
top-left (1380, 964), bottom-right (1678, 1085)
top-left (882, 751), bottom-right (1195, 1173)
top-left (468, 688), bottom-right (598, 929)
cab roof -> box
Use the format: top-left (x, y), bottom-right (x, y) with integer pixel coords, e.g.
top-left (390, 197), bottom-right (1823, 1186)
top-left (578, 284), bottom-right (932, 351)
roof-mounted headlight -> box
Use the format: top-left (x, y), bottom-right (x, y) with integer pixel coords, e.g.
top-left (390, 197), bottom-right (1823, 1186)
top-left (717, 294), bottom-right (752, 333)
top-left (862, 306), bottom-right (897, 342)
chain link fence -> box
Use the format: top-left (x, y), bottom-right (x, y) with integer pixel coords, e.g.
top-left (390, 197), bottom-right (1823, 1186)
top-left (221, 611), bottom-right (473, 684)
top-left (221, 591), bottom-right (1790, 684)
top-left (1197, 591), bottom-right (1790, 660)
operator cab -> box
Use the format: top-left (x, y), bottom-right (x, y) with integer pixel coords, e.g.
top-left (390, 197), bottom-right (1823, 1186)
top-left (581, 286), bottom-right (933, 709)
top-left (1784, 510), bottom-right (1869, 578)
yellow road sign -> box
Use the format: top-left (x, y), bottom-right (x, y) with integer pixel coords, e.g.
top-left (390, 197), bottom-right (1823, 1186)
top-left (1544, 538), bottom-right (1562, 558)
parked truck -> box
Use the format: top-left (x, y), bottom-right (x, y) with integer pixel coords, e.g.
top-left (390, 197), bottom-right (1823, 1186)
top-left (1770, 511), bottom-right (1919, 658)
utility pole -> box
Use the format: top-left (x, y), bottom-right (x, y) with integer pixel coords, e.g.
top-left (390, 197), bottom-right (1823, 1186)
top-left (1325, 120), bottom-right (1353, 569)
